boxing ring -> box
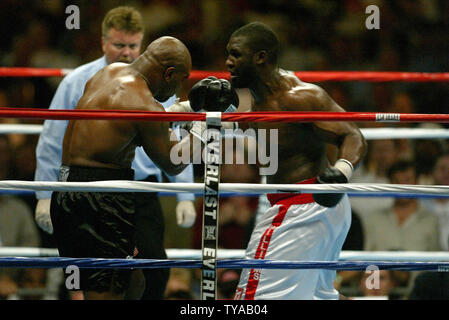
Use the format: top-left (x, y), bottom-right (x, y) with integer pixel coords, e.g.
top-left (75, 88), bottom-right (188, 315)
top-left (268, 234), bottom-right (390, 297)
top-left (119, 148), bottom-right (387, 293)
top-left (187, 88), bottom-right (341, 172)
top-left (1, 67), bottom-right (449, 300)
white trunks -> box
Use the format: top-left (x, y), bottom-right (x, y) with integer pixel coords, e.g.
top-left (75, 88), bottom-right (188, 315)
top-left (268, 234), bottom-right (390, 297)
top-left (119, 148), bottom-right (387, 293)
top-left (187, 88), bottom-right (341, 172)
top-left (235, 178), bottom-right (351, 300)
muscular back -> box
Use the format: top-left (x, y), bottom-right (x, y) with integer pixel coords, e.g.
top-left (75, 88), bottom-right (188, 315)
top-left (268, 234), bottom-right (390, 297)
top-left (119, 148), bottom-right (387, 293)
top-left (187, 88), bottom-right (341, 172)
top-left (62, 63), bottom-right (164, 170)
top-left (252, 70), bottom-right (363, 184)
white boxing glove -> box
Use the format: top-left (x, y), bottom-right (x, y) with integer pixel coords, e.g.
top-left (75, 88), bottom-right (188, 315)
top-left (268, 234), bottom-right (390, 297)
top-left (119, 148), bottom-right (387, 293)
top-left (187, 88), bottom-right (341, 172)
top-left (35, 198), bottom-right (53, 234)
top-left (176, 200), bottom-right (196, 228)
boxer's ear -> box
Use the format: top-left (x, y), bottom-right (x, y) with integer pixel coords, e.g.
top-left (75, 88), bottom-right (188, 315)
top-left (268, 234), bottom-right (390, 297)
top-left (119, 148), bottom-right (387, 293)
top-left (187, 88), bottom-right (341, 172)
top-left (254, 50), bottom-right (267, 65)
top-left (164, 66), bottom-right (176, 82)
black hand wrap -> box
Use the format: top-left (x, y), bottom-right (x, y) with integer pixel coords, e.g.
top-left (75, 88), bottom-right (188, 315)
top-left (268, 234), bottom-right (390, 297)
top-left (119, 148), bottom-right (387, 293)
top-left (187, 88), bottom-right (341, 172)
top-left (313, 167), bottom-right (348, 207)
top-left (188, 76), bottom-right (239, 112)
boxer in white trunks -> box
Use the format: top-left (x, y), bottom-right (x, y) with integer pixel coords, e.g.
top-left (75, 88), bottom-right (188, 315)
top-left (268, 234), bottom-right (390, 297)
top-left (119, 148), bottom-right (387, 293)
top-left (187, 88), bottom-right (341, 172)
top-left (225, 22), bottom-right (367, 300)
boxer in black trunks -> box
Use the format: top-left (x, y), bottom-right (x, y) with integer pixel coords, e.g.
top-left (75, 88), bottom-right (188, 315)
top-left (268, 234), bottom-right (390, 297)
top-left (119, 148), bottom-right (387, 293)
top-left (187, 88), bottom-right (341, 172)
top-left (51, 36), bottom-right (194, 300)
top-left (51, 36), bottom-right (242, 300)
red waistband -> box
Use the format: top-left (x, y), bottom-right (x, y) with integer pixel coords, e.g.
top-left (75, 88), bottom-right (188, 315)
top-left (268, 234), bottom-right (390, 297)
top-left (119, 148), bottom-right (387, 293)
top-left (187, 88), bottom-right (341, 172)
top-left (266, 177), bottom-right (317, 207)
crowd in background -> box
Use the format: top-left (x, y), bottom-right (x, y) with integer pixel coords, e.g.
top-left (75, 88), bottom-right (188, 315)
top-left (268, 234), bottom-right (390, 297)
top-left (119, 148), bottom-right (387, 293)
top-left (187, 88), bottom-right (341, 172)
top-left (0, 0), bottom-right (448, 300)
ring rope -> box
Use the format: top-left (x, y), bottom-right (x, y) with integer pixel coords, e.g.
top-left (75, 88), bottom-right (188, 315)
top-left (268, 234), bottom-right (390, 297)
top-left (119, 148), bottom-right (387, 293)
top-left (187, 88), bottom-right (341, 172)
top-left (1, 190), bottom-right (448, 199)
top-left (0, 257), bottom-right (448, 272)
top-left (1, 67), bottom-right (449, 82)
top-left (358, 127), bottom-right (449, 140)
top-left (0, 180), bottom-right (447, 196)
top-left (2, 124), bottom-right (449, 140)
top-left (1, 108), bottom-right (449, 123)
top-left (0, 124), bottom-right (44, 134)
top-left (3, 247), bottom-right (449, 262)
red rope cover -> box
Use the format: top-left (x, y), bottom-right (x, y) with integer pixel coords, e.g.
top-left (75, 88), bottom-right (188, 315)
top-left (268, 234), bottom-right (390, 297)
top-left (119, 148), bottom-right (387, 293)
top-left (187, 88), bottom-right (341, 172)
top-left (1, 68), bottom-right (449, 82)
top-left (0, 108), bottom-right (448, 123)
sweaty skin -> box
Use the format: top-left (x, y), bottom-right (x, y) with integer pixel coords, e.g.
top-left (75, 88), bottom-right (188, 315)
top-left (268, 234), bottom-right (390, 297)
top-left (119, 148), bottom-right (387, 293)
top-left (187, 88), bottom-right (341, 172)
top-left (62, 36), bottom-right (192, 176)
top-left (227, 36), bottom-right (366, 184)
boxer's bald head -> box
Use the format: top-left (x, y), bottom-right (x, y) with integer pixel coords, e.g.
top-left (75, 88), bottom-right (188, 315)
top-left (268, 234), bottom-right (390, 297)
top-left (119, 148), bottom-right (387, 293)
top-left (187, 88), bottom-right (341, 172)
top-left (145, 36), bottom-right (192, 76)
top-left (134, 36), bottom-right (191, 101)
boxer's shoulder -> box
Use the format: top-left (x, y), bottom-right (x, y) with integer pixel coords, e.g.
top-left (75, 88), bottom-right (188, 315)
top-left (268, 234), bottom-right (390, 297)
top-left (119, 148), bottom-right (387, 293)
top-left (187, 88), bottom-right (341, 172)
top-left (279, 77), bottom-right (327, 111)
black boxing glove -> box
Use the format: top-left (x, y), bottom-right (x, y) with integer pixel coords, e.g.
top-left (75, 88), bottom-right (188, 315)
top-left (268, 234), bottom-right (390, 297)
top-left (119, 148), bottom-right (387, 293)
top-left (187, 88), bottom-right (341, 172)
top-left (188, 76), bottom-right (239, 112)
top-left (313, 159), bottom-right (354, 207)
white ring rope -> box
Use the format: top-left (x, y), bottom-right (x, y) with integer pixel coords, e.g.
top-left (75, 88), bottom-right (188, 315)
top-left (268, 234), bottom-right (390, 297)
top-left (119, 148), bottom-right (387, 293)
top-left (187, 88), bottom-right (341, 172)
top-left (0, 247), bottom-right (59, 257)
top-left (166, 250), bottom-right (449, 262)
top-left (0, 180), bottom-right (447, 196)
top-left (1, 124), bottom-right (449, 140)
top-left (360, 127), bottom-right (449, 140)
top-left (0, 124), bottom-right (44, 134)
top-left (1, 247), bottom-right (449, 262)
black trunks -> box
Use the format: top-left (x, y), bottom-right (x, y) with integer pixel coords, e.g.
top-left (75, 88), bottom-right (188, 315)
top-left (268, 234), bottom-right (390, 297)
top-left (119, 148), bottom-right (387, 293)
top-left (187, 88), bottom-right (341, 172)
top-left (50, 165), bottom-right (135, 294)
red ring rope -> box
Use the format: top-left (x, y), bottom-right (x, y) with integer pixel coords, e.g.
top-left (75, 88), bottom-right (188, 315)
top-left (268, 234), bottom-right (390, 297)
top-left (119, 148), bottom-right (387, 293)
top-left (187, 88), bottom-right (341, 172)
top-left (1, 68), bottom-right (449, 82)
top-left (0, 108), bottom-right (448, 123)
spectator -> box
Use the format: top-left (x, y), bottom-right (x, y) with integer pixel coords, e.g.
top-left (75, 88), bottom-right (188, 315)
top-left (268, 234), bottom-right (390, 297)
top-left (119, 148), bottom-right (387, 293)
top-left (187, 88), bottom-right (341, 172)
top-left (362, 160), bottom-right (441, 252)
top-left (164, 268), bottom-right (195, 300)
top-left (0, 137), bottom-right (40, 248)
top-left (350, 139), bottom-right (398, 216)
top-left (12, 269), bottom-right (47, 300)
top-left (361, 160), bottom-right (441, 290)
top-left (218, 269), bottom-right (240, 300)
top-left (420, 152), bottom-right (449, 251)
top-left (357, 270), bottom-right (399, 300)
top-left (414, 132), bottom-right (446, 185)
top-left (0, 274), bottom-right (17, 300)
top-left (0, 136), bottom-right (41, 300)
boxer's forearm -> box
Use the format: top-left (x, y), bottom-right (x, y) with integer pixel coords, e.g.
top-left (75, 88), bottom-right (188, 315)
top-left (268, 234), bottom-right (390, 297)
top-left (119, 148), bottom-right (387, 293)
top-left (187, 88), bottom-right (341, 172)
top-left (337, 129), bottom-right (367, 169)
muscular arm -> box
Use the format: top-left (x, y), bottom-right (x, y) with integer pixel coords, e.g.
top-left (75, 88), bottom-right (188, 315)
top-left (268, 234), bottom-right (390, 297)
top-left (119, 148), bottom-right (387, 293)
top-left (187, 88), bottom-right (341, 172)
top-left (136, 99), bottom-right (191, 176)
top-left (306, 85), bottom-right (367, 168)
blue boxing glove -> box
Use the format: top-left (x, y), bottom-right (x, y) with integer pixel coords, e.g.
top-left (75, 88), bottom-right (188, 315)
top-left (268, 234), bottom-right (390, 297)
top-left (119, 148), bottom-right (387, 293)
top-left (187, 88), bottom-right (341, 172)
top-left (188, 76), bottom-right (239, 112)
top-left (313, 159), bottom-right (354, 207)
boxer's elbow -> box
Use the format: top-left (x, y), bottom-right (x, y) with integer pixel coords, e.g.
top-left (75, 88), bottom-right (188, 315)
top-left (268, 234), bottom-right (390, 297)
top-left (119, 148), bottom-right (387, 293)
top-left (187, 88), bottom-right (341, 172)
top-left (153, 152), bottom-right (187, 176)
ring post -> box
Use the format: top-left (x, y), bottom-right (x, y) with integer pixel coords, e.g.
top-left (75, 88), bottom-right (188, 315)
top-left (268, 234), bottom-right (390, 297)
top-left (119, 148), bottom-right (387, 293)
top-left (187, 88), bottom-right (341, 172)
top-left (201, 112), bottom-right (222, 300)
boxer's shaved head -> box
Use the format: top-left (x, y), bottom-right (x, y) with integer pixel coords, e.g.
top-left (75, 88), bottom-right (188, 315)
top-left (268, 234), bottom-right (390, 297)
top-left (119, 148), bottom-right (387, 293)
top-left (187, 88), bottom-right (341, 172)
top-left (145, 36), bottom-right (192, 75)
top-left (132, 36), bottom-right (192, 102)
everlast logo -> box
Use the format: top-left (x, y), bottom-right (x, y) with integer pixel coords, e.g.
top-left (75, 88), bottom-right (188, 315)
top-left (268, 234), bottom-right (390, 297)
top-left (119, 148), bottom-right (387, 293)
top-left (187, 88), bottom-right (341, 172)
top-left (375, 113), bottom-right (400, 122)
top-left (201, 128), bottom-right (221, 300)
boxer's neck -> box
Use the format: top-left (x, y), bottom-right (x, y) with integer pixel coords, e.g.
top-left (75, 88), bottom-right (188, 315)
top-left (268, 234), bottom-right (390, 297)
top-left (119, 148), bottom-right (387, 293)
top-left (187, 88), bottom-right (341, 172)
top-left (129, 54), bottom-right (160, 92)
top-left (251, 67), bottom-right (282, 102)
top-left (129, 55), bottom-right (152, 79)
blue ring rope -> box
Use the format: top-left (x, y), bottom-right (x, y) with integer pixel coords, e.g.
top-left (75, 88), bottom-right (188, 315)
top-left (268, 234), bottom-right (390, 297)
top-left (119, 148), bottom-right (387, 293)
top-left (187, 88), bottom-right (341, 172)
top-left (1, 257), bottom-right (448, 272)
